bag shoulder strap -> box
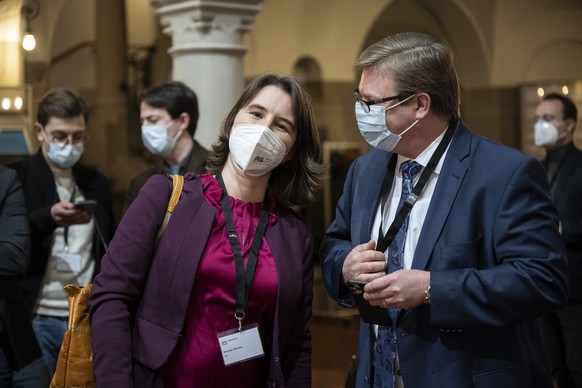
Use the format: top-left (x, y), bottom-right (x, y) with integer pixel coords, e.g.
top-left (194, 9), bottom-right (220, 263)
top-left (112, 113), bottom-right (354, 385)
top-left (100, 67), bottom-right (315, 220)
top-left (155, 174), bottom-right (184, 245)
top-left (57, 176), bottom-right (184, 334)
top-left (167, 174), bottom-right (184, 213)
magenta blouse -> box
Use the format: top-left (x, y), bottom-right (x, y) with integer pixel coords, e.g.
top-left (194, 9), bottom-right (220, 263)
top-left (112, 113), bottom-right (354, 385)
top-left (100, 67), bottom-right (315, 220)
top-left (165, 174), bottom-right (277, 388)
top-left (164, 174), bottom-right (279, 387)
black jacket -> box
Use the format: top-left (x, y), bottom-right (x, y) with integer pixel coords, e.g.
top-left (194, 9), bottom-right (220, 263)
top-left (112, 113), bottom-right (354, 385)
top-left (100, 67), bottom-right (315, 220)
top-left (10, 149), bottom-right (116, 313)
top-left (0, 166), bottom-right (42, 370)
top-left (122, 140), bottom-right (208, 214)
top-left (543, 142), bottom-right (582, 301)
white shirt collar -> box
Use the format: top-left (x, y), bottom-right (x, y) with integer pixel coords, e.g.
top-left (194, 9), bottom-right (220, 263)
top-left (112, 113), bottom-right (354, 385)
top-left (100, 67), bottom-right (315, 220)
top-left (396, 127), bottom-right (449, 176)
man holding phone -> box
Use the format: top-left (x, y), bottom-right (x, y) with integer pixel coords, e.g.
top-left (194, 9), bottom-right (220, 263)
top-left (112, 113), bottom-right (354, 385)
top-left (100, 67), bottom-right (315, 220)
top-left (9, 87), bottom-right (115, 386)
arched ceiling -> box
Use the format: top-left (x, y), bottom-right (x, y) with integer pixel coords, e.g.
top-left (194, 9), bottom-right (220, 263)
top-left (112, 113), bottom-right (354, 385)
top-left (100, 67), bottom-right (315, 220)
top-left (363, 0), bottom-right (492, 88)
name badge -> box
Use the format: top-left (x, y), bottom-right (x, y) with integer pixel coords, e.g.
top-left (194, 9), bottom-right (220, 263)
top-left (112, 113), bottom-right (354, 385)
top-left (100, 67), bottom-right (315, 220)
top-left (217, 323), bottom-right (264, 366)
top-left (55, 252), bottom-right (82, 273)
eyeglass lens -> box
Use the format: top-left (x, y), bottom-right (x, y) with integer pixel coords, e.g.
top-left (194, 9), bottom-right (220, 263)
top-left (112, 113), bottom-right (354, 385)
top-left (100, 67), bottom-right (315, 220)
top-left (49, 131), bottom-right (87, 145)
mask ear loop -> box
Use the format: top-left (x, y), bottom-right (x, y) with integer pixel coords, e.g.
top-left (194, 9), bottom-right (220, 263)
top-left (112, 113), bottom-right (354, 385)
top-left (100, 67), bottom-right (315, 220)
top-left (170, 127), bottom-right (184, 142)
top-left (554, 119), bottom-right (572, 141)
top-left (39, 125), bottom-right (50, 143)
top-left (165, 119), bottom-right (186, 145)
top-left (384, 94), bottom-right (419, 138)
top-left (383, 93), bottom-right (417, 113)
top-left (399, 119), bottom-right (419, 138)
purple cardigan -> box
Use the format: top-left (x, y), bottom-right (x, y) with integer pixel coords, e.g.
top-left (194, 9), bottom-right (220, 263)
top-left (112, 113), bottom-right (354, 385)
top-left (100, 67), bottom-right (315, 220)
top-left (89, 173), bottom-right (313, 387)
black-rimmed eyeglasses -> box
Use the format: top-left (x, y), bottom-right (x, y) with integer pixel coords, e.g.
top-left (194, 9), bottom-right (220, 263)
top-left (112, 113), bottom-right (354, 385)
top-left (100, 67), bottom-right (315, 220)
top-left (353, 89), bottom-right (402, 113)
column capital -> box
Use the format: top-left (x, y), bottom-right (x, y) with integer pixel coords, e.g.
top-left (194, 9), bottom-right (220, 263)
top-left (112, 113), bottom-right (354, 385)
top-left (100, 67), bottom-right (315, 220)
top-left (149, 0), bottom-right (263, 55)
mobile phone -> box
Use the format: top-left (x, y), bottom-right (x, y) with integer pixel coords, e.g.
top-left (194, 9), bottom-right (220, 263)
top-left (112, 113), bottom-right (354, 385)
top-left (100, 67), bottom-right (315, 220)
top-left (347, 280), bottom-right (392, 326)
top-left (74, 199), bottom-right (97, 213)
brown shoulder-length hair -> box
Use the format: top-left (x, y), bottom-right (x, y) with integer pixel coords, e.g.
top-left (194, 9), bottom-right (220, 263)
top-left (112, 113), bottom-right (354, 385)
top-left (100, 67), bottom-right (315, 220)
top-left (207, 73), bottom-right (326, 207)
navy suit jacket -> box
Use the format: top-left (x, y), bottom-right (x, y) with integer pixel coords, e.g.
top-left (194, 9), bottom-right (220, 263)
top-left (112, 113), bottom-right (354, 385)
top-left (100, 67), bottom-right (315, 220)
top-left (321, 120), bottom-right (568, 388)
top-left (90, 173), bottom-right (313, 387)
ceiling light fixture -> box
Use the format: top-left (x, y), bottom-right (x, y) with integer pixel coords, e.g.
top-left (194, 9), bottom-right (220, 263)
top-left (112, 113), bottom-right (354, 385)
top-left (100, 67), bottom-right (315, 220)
top-left (21, 0), bottom-right (40, 51)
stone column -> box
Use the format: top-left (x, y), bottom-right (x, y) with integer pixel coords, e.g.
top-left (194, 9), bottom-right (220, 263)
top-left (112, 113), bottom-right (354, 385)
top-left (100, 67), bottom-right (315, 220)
top-left (92, 0), bottom-right (128, 194)
top-left (149, 0), bottom-right (263, 149)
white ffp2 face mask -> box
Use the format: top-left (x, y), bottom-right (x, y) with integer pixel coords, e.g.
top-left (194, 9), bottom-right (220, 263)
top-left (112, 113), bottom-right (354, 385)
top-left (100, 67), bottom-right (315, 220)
top-left (229, 124), bottom-right (287, 176)
top-left (141, 120), bottom-right (182, 157)
top-left (355, 94), bottom-right (418, 153)
top-left (534, 120), bottom-right (566, 147)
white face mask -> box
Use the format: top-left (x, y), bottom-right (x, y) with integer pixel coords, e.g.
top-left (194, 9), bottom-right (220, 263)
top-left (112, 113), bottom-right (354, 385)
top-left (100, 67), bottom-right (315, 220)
top-left (141, 120), bottom-right (182, 157)
top-left (229, 124), bottom-right (287, 176)
top-left (534, 120), bottom-right (567, 147)
top-left (355, 94), bottom-right (418, 152)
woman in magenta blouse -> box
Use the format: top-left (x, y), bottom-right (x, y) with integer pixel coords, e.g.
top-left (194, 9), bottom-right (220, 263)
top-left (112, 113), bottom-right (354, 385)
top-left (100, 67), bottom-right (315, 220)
top-left (89, 73), bottom-right (326, 387)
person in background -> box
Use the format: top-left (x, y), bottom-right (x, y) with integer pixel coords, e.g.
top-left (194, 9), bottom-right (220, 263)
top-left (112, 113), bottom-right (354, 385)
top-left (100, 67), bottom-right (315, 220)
top-left (9, 87), bottom-right (115, 387)
top-left (320, 32), bottom-right (568, 388)
top-left (89, 73), bottom-right (326, 387)
top-left (534, 92), bottom-right (582, 388)
top-left (0, 166), bottom-right (42, 386)
top-left (122, 81), bottom-right (209, 213)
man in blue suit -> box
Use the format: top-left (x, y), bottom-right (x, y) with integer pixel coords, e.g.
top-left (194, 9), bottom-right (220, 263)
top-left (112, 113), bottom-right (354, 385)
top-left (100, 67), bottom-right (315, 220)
top-left (320, 32), bottom-right (568, 388)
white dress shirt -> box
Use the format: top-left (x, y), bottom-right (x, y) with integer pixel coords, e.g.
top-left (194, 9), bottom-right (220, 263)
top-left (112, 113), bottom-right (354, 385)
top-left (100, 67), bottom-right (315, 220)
top-left (371, 129), bottom-right (449, 269)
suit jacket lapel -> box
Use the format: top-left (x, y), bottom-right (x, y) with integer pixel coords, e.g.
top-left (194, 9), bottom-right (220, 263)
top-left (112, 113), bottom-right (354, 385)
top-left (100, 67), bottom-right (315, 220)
top-left (412, 121), bottom-right (470, 270)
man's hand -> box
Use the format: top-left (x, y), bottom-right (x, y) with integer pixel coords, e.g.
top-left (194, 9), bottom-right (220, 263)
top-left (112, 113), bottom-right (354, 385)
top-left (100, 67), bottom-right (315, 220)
top-left (51, 202), bottom-right (92, 227)
top-left (341, 240), bottom-right (386, 284)
top-left (363, 269), bottom-right (430, 310)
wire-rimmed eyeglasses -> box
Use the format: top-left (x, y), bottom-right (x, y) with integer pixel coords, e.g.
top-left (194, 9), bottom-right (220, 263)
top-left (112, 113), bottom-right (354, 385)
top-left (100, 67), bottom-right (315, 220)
top-left (353, 89), bottom-right (402, 113)
top-left (44, 130), bottom-right (89, 147)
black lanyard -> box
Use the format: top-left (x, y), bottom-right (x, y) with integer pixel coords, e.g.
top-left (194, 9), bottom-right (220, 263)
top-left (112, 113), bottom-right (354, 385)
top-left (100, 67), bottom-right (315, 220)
top-left (375, 121), bottom-right (456, 253)
top-left (217, 174), bottom-right (270, 330)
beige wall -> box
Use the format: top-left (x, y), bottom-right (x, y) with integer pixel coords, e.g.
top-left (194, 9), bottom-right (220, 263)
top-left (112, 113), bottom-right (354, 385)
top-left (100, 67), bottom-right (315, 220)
top-left (241, 0), bottom-right (582, 150)
top-left (3, 0), bottom-right (582, 218)
top-left (243, 0), bottom-right (388, 82)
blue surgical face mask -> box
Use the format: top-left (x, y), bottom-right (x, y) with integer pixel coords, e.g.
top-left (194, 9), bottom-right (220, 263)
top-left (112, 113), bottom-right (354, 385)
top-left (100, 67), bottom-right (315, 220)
top-left (355, 94), bottom-right (418, 152)
top-left (141, 120), bottom-right (182, 157)
top-left (47, 142), bottom-right (84, 168)
top-left (41, 129), bottom-right (84, 168)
